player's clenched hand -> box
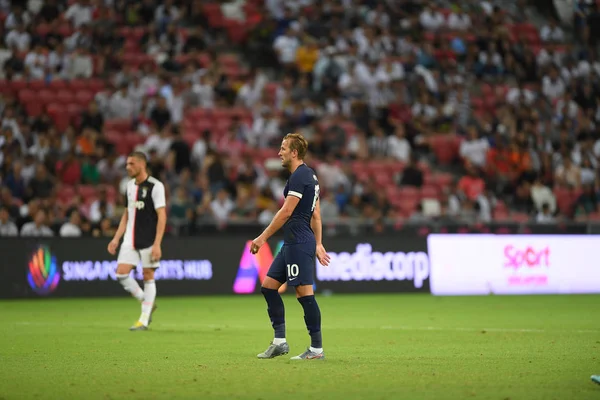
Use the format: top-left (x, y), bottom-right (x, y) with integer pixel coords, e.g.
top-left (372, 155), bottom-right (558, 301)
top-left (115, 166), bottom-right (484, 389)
top-left (151, 244), bottom-right (162, 262)
top-left (250, 236), bottom-right (265, 254)
top-left (316, 244), bottom-right (331, 267)
top-left (107, 239), bottom-right (119, 255)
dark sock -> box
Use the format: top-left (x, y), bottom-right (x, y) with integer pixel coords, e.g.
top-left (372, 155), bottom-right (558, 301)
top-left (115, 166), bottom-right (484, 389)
top-left (298, 295), bottom-right (322, 349)
top-left (261, 287), bottom-right (286, 339)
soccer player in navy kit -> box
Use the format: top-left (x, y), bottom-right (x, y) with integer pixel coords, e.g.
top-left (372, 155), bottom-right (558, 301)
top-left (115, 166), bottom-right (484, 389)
top-left (251, 133), bottom-right (331, 360)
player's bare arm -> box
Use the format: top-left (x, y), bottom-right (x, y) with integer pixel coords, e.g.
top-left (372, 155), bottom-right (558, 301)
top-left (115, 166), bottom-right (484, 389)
top-left (152, 207), bottom-right (166, 262)
top-left (311, 199), bottom-right (331, 267)
top-left (251, 195), bottom-right (300, 254)
top-left (108, 209), bottom-right (128, 255)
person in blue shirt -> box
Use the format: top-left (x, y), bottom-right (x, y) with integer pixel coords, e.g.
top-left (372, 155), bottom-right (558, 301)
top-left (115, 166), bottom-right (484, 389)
top-left (251, 133), bottom-right (331, 360)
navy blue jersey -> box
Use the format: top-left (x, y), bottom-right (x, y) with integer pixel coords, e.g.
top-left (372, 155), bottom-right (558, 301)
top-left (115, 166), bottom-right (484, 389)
top-left (283, 164), bottom-right (319, 244)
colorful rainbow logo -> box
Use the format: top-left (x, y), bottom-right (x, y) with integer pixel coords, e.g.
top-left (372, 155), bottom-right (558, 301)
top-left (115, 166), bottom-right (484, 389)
top-left (233, 240), bottom-right (284, 294)
top-left (27, 245), bottom-right (60, 295)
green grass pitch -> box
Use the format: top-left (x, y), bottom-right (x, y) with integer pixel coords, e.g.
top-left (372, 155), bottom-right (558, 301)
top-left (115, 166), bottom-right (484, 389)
top-left (1, 293), bottom-right (599, 400)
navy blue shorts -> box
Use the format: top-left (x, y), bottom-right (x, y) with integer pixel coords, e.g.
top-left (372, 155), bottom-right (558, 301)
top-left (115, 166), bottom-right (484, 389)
top-left (266, 243), bottom-right (315, 286)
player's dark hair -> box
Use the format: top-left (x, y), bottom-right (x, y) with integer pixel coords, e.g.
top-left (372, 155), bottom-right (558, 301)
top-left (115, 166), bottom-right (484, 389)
top-left (283, 133), bottom-right (308, 160)
top-left (128, 151), bottom-right (148, 164)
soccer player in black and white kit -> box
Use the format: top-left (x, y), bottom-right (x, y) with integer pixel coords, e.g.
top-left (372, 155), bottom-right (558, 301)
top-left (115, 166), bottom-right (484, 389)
top-left (107, 151), bottom-right (167, 331)
top-left (251, 133), bottom-right (331, 360)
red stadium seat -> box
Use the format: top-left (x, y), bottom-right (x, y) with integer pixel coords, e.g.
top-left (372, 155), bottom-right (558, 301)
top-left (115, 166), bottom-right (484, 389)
top-left (87, 79), bottom-right (105, 93)
top-left (78, 185), bottom-right (97, 200)
top-left (28, 80), bottom-right (46, 91)
top-left (37, 90), bottom-right (56, 105)
top-left (18, 89), bottom-right (36, 103)
top-left (49, 80), bottom-right (68, 90)
top-left (420, 185), bottom-right (439, 199)
top-left (56, 90), bottom-right (76, 104)
top-left (75, 90), bottom-right (94, 106)
top-left (104, 119), bottom-right (132, 132)
top-left (25, 101), bottom-right (45, 117)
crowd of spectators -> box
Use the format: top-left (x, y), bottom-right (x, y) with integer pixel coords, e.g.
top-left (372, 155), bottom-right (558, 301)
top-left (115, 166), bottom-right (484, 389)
top-left (1, 0), bottom-right (600, 238)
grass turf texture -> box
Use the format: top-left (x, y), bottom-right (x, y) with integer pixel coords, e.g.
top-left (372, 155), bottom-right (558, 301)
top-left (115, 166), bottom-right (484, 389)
top-left (0, 294), bottom-right (599, 400)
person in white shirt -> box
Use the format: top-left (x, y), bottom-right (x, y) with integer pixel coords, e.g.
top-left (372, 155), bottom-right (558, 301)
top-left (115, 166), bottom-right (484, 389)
top-left (4, 5), bottom-right (31, 31)
top-left (375, 58), bottom-right (405, 84)
top-left (540, 19), bottom-right (565, 43)
top-left (411, 92), bottom-right (438, 122)
top-left (542, 67), bottom-right (566, 100)
top-left (210, 188), bottom-right (234, 226)
top-left (168, 80), bottom-right (185, 124)
top-left (419, 5), bottom-right (445, 31)
top-left (191, 130), bottom-right (210, 168)
top-left (387, 124), bottom-right (411, 163)
top-left (459, 126), bottom-right (489, 168)
top-left (64, 0), bottom-right (94, 28)
top-left (5, 23), bottom-right (31, 52)
top-left (366, 4), bottom-right (390, 29)
top-left (20, 209), bottom-right (54, 237)
top-left (192, 74), bottom-right (215, 108)
top-left (530, 179), bottom-right (556, 213)
top-left (537, 44), bottom-right (564, 68)
top-left (236, 72), bottom-right (267, 108)
top-left (478, 43), bottom-right (503, 68)
top-left (250, 109), bottom-right (280, 148)
top-left (506, 84), bottom-right (536, 106)
top-left (59, 210), bottom-right (83, 237)
top-left (24, 44), bottom-right (48, 80)
top-left (273, 28), bottom-right (300, 66)
top-left (555, 93), bottom-right (580, 120)
top-left (107, 84), bottom-right (136, 119)
top-left (48, 43), bottom-right (71, 79)
top-left (67, 46), bottom-right (93, 79)
top-left (447, 9), bottom-right (471, 31)
top-left (0, 206), bottom-right (18, 237)
top-left (145, 129), bottom-right (174, 158)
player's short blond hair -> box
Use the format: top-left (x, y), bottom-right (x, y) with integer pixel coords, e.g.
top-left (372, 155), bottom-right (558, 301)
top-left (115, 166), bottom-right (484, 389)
top-left (283, 133), bottom-right (308, 160)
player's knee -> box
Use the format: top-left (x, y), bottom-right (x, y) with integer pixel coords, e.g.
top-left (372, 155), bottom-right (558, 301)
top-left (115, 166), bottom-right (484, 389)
top-left (116, 264), bottom-right (133, 275)
top-left (143, 269), bottom-right (155, 281)
top-left (295, 284), bottom-right (314, 298)
top-left (261, 276), bottom-right (282, 290)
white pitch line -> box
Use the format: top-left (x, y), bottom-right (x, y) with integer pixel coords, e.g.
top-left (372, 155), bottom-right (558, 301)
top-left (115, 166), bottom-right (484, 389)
top-left (7, 321), bottom-right (600, 334)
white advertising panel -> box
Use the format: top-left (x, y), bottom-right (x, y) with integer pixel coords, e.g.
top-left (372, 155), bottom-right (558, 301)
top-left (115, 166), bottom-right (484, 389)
top-left (427, 234), bottom-right (600, 295)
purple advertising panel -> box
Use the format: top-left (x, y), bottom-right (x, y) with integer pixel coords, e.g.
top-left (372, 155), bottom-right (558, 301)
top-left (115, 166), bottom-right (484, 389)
top-left (427, 234), bottom-right (600, 295)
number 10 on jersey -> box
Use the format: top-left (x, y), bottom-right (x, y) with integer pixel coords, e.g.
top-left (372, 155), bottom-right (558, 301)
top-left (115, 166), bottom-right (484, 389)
top-left (287, 263), bottom-right (299, 277)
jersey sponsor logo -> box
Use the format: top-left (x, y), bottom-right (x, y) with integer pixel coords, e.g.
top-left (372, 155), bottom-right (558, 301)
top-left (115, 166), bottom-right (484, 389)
top-left (133, 200), bottom-right (145, 210)
top-left (316, 243), bottom-right (430, 289)
top-left (27, 245), bottom-right (60, 295)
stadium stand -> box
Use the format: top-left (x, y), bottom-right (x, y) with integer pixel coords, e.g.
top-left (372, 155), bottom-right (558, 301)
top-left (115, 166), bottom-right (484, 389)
top-left (0, 0), bottom-right (600, 238)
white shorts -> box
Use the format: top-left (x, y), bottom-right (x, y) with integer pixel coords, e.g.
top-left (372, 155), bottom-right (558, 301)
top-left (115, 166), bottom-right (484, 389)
top-left (117, 246), bottom-right (160, 269)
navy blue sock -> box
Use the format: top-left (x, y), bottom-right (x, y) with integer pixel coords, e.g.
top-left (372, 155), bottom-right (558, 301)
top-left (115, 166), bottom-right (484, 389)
top-left (261, 287), bottom-right (286, 339)
top-left (298, 295), bottom-right (322, 349)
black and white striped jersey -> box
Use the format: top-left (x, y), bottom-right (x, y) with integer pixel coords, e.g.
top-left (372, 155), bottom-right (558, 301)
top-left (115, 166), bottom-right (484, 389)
top-left (123, 176), bottom-right (166, 250)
